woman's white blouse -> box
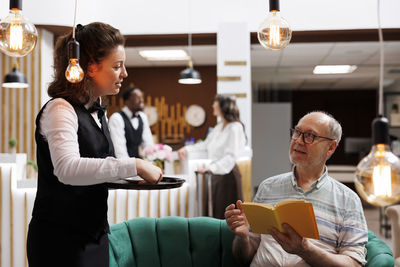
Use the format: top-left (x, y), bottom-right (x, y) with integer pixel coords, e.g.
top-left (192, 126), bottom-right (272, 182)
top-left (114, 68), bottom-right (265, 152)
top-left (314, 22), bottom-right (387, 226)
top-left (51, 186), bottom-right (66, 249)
top-left (39, 98), bottom-right (137, 185)
top-left (186, 121), bottom-right (246, 175)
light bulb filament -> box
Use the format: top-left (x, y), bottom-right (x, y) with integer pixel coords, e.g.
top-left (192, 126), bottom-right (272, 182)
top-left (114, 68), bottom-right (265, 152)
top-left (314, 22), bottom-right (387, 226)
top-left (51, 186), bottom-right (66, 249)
top-left (65, 59), bottom-right (84, 83)
top-left (372, 165), bottom-right (392, 197)
top-left (269, 24), bottom-right (281, 46)
top-left (10, 23), bottom-right (23, 51)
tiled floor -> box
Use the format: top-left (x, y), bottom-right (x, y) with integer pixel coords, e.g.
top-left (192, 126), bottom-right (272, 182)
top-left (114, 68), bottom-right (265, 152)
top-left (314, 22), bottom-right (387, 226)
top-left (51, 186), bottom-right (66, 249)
top-left (364, 206), bottom-right (393, 249)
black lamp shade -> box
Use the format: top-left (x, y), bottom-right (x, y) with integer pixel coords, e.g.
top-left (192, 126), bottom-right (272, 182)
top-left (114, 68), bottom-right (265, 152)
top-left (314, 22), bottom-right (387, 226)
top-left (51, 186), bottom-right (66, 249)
top-left (3, 67), bottom-right (28, 88)
top-left (178, 67), bottom-right (202, 84)
top-left (372, 116), bottom-right (390, 145)
top-left (269, 0), bottom-right (280, 11)
top-left (68, 39), bottom-right (80, 59)
top-left (10, 0), bottom-right (22, 10)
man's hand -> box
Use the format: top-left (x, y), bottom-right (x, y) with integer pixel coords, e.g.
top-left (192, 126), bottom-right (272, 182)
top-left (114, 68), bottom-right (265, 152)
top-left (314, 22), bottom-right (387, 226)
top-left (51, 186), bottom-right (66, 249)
top-left (270, 223), bottom-right (362, 267)
top-left (226, 200), bottom-right (261, 266)
top-left (225, 200), bottom-right (250, 238)
top-left (270, 223), bottom-right (308, 255)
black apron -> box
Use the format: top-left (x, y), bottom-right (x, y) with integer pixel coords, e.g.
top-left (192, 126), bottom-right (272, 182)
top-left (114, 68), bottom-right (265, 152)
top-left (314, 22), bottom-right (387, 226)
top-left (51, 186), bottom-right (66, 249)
top-left (211, 164), bottom-right (243, 219)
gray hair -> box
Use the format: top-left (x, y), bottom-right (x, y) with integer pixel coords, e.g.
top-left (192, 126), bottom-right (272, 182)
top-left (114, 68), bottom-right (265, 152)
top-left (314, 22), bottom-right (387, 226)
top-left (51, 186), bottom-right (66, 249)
top-left (307, 111), bottom-right (342, 144)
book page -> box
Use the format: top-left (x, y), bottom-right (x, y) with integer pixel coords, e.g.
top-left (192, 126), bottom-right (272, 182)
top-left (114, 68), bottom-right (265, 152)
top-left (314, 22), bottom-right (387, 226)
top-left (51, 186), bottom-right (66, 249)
top-left (241, 202), bottom-right (283, 234)
top-left (276, 200), bottom-right (320, 239)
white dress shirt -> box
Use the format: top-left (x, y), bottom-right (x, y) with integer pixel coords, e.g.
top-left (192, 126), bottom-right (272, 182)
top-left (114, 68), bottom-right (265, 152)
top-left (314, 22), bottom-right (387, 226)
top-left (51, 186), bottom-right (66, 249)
top-left (185, 121), bottom-right (246, 175)
top-left (39, 98), bottom-right (137, 186)
top-left (108, 106), bottom-right (154, 159)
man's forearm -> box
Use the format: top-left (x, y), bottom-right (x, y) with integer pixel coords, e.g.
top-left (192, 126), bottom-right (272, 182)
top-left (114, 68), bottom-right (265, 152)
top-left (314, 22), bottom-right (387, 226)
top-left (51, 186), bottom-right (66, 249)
top-left (232, 233), bottom-right (261, 266)
top-left (299, 241), bottom-right (361, 267)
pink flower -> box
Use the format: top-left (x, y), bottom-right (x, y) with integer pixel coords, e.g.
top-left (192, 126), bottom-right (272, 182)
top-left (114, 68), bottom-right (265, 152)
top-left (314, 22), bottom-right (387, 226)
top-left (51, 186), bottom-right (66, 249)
top-left (142, 143), bottom-right (172, 162)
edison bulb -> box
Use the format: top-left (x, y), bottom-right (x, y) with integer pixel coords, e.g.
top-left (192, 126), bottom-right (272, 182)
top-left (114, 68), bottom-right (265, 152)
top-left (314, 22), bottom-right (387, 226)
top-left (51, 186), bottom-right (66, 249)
top-left (65, 59), bottom-right (84, 83)
top-left (355, 143), bottom-right (400, 206)
top-left (257, 11), bottom-right (292, 51)
top-left (0, 9), bottom-right (38, 57)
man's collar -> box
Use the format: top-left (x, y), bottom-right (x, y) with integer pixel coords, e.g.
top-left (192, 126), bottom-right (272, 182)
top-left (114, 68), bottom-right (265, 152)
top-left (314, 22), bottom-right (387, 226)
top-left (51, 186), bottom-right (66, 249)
top-left (122, 106), bottom-right (139, 118)
top-left (291, 165), bottom-right (328, 190)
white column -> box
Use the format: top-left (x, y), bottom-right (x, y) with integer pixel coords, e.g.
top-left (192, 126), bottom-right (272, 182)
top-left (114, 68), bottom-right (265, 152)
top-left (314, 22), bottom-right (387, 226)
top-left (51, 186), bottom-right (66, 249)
top-left (217, 22), bottom-right (252, 146)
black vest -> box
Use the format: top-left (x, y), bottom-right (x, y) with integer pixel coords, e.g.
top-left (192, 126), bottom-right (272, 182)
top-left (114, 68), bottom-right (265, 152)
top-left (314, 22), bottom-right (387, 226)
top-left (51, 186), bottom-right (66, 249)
top-left (31, 99), bottom-right (115, 241)
top-left (119, 111), bottom-right (143, 158)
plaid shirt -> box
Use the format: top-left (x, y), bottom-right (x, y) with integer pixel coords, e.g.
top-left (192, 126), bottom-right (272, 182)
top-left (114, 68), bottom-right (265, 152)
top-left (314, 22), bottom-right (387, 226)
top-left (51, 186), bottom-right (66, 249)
top-left (251, 166), bottom-right (368, 266)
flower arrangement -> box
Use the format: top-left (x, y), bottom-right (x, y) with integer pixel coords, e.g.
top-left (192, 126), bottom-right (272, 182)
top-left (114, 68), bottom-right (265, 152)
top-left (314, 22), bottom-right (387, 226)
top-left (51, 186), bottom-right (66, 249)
top-left (142, 143), bottom-right (172, 163)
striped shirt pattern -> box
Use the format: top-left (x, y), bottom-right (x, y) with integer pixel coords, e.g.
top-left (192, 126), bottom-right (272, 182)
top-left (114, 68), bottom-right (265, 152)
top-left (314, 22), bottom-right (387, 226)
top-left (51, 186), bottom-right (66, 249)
top-left (250, 166), bottom-right (368, 266)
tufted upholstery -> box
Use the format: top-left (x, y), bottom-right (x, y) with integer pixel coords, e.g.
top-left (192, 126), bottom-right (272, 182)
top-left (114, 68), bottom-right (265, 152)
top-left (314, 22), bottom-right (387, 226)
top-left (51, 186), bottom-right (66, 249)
top-left (108, 216), bottom-right (394, 267)
top-left (108, 216), bottom-right (240, 267)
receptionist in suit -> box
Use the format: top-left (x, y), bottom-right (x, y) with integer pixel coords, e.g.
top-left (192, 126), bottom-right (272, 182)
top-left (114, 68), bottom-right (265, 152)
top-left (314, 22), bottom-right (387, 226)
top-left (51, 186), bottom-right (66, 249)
top-left (26, 22), bottom-right (162, 267)
top-left (178, 94), bottom-right (246, 219)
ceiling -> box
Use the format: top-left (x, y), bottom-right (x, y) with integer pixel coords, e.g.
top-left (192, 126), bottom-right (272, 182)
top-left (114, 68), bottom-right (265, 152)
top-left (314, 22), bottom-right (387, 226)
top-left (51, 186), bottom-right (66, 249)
top-left (125, 41), bottom-right (400, 91)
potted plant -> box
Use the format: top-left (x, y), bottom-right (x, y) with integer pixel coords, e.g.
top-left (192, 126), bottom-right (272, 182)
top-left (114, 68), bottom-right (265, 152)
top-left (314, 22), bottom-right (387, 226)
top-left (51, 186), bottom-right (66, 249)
top-left (8, 138), bottom-right (17, 154)
top-left (27, 160), bottom-right (38, 179)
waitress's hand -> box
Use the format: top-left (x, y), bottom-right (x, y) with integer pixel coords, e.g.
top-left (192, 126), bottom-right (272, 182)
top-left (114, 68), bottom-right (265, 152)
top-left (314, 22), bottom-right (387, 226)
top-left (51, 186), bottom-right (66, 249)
top-left (197, 168), bottom-right (211, 174)
top-left (178, 147), bottom-right (187, 161)
top-left (136, 158), bottom-right (163, 184)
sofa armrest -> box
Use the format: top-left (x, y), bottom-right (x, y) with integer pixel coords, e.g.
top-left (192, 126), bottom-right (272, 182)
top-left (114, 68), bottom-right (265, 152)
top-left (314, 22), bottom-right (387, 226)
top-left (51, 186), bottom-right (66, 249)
top-left (366, 230), bottom-right (395, 267)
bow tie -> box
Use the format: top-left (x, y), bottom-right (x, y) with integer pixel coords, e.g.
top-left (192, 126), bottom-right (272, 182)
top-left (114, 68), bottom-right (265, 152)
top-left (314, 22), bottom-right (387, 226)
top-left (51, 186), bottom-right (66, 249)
top-left (88, 102), bottom-right (108, 117)
top-left (132, 113), bottom-right (139, 119)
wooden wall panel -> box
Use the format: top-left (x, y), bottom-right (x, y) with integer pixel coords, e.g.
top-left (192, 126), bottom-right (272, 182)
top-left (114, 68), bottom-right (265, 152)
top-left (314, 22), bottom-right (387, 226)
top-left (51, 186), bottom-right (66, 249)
top-left (0, 29), bottom-right (42, 162)
top-left (105, 66), bottom-right (217, 142)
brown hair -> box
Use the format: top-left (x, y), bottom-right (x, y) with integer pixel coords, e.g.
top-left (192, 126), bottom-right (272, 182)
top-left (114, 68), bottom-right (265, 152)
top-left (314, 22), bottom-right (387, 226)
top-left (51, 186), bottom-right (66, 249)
top-left (215, 94), bottom-right (247, 141)
top-left (215, 94), bottom-right (241, 123)
top-left (47, 22), bottom-right (125, 105)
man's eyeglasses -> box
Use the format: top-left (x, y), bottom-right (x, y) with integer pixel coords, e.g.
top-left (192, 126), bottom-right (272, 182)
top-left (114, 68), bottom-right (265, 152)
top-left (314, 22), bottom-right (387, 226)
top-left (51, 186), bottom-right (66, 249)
top-left (290, 128), bottom-right (335, 144)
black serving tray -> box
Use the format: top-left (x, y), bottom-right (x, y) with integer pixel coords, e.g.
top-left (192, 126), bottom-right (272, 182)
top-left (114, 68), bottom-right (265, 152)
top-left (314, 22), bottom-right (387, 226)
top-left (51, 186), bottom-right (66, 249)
top-left (106, 176), bottom-right (185, 190)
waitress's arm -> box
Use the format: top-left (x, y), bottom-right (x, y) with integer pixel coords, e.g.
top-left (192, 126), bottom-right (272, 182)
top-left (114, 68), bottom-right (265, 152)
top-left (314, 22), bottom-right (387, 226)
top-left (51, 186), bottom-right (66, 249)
top-left (40, 98), bottom-right (161, 185)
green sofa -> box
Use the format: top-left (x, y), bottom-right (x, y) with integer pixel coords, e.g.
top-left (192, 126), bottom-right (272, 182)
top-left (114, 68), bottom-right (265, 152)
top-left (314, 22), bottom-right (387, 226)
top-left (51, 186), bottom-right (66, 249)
top-left (108, 216), bottom-right (394, 267)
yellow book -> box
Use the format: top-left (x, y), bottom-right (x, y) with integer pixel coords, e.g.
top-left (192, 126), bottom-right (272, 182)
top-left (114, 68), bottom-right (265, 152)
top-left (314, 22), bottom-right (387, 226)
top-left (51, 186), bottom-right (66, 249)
top-left (241, 200), bottom-right (320, 239)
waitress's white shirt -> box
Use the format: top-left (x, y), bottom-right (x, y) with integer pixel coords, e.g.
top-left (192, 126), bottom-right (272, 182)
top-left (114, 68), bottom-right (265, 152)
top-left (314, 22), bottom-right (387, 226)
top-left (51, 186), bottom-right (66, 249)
top-left (185, 121), bottom-right (246, 175)
top-left (39, 98), bottom-right (137, 185)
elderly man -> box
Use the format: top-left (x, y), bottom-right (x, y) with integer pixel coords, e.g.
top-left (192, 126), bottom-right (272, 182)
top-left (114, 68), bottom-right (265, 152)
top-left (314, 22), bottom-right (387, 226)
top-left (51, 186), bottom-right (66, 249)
top-left (225, 111), bottom-right (368, 267)
top-left (109, 86), bottom-right (154, 158)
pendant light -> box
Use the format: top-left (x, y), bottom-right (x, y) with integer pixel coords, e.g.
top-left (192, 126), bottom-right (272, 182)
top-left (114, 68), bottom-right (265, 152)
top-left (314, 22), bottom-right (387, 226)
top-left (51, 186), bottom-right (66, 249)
top-left (257, 0), bottom-right (292, 51)
top-left (0, 0), bottom-right (38, 57)
top-left (354, 0), bottom-right (400, 207)
top-left (178, 53), bottom-right (202, 84)
top-left (2, 61), bottom-right (28, 88)
top-left (65, 0), bottom-right (84, 83)
top-left (178, 0), bottom-right (201, 85)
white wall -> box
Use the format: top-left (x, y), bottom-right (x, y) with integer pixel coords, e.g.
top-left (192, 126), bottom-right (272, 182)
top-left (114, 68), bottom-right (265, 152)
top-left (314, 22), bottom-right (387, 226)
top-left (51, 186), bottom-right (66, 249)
top-left (39, 29), bottom-right (53, 106)
top-left (217, 22), bottom-right (252, 146)
top-left (1, 0), bottom-right (397, 35)
top-left (252, 103), bottom-right (292, 189)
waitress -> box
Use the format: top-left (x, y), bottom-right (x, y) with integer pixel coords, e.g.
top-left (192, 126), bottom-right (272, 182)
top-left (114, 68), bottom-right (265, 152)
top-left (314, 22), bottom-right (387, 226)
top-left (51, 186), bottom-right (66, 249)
top-left (178, 95), bottom-right (246, 219)
top-left (26, 22), bottom-right (162, 267)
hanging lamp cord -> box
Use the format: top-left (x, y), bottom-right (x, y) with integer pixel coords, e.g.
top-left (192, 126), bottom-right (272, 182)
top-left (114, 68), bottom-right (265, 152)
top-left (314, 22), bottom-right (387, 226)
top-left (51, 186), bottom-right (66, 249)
top-left (72, 0), bottom-right (78, 39)
top-left (187, 0), bottom-right (192, 61)
top-left (377, 0), bottom-right (384, 116)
